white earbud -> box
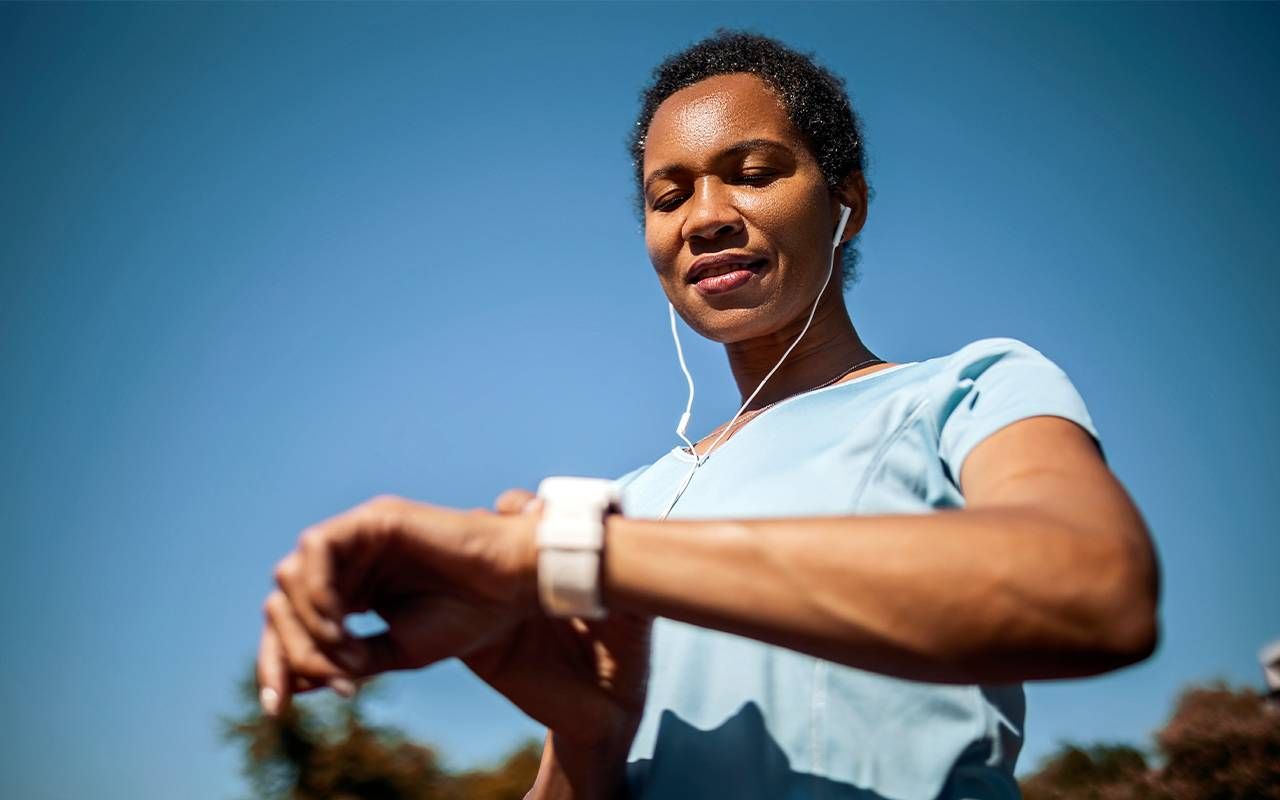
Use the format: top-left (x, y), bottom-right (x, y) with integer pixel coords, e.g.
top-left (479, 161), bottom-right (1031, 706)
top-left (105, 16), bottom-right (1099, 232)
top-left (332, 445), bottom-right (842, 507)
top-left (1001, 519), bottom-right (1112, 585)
top-left (661, 203), bottom-right (853, 519)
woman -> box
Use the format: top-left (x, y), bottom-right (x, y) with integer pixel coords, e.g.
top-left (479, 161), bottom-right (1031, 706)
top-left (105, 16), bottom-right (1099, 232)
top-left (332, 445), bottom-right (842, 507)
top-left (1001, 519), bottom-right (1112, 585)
top-left (257, 31), bottom-right (1159, 800)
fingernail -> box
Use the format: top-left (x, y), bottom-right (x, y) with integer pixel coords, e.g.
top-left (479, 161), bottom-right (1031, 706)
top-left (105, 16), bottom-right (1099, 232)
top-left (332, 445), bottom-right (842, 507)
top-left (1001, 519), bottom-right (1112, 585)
top-left (260, 686), bottom-right (280, 717)
top-left (329, 677), bottom-right (357, 698)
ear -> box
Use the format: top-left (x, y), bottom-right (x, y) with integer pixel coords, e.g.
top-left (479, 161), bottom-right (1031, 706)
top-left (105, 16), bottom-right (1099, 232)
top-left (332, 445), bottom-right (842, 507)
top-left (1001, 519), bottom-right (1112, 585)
top-left (833, 171), bottom-right (869, 245)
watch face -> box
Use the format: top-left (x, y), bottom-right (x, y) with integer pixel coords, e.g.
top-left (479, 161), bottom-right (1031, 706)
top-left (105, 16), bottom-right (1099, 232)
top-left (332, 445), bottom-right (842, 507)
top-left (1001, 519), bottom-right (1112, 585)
top-left (535, 477), bottom-right (615, 550)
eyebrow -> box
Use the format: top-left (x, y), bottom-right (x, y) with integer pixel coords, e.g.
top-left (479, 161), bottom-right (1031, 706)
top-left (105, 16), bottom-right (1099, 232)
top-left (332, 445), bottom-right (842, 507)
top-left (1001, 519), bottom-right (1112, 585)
top-left (643, 138), bottom-right (795, 196)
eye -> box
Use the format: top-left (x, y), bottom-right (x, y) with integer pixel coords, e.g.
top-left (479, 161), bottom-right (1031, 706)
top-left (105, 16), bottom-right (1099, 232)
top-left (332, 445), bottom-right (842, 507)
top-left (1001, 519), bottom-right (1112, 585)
top-left (735, 169), bottom-right (778, 186)
top-left (652, 192), bottom-right (688, 212)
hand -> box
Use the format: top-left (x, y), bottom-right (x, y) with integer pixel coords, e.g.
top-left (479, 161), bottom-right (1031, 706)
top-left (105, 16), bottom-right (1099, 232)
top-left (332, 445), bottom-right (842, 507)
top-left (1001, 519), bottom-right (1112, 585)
top-left (460, 489), bottom-right (652, 751)
top-left (256, 494), bottom-right (538, 716)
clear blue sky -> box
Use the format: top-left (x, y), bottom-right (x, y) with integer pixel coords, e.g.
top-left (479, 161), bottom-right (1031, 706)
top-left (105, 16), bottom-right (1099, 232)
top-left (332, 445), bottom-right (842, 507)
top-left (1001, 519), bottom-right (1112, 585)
top-left (2, 3), bottom-right (1277, 798)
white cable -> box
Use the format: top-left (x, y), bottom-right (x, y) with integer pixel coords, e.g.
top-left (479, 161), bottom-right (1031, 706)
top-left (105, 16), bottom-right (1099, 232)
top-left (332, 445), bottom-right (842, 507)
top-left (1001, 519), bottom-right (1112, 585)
top-left (660, 204), bottom-right (853, 520)
top-left (669, 301), bottom-right (697, 453)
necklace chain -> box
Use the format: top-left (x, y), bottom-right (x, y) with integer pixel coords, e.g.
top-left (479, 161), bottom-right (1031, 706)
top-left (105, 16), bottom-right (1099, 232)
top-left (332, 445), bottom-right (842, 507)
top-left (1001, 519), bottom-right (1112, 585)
top-left (684, 356), bottom-right (886, 456)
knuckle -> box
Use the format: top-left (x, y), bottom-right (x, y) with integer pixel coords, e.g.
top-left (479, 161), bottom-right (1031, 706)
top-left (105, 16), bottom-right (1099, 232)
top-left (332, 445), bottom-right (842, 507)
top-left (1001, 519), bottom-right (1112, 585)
top-left (262, 591), bottom-right (283, 619)
top-left (367, 493), bottom-right (403, 511)
top-left (362, 494), bottom-right (408, 533)
top-left (494, 488), bottom-right (522, 509)
top-left (273, 556), bottom-right (295, 585)
top-left (297, 526), bottom-right (323, 550)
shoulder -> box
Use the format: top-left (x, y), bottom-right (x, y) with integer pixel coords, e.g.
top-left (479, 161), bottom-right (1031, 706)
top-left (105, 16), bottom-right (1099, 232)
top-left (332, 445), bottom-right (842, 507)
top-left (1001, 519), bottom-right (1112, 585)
top-left (917, 337), bottom-right (1101, 484)
top-left (926, 336), bottom-right (1062, 377)
top-left (919, 336), bottom-right (1079, 402)
top-left (613, 462), bottom-right (656, 490)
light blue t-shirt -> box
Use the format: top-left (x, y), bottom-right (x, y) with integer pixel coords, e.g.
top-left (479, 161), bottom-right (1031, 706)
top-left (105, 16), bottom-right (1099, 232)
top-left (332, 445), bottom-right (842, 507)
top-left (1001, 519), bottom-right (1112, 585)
top-left (616, 337), bottom-right (1100, 800)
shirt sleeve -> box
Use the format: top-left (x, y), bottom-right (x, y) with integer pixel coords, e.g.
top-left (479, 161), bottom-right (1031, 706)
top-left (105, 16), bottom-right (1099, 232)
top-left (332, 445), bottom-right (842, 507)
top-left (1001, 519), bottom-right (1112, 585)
top-left (928, 337), bottom-right (1102, 487)
top-left (613, 463), bottom-right (651, 490)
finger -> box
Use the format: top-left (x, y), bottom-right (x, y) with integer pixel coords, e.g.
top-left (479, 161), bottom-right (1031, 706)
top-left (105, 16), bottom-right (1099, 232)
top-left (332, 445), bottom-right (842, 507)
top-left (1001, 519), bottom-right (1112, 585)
top-left (494, 488), bottom-right (537, 515)
top-left (301, 495), bottom-right (412, 606)
top-left (257, 622), bottom-right (291, 717)
top-left (328, 676), bottom-right (359, 698)
top-left (289, 675), bottom-right (356, 698)
top-left (276, 539), bottom-right (344, 646)
top-left (271, 602), bottom-right (360, 703)
top-left (337, 595), bottom-right (502, 679)
top-left (279, 496), bottom-right (416, 631)
top-left (258, 626), bottom-right (343, 713)
top-left (264, 589), bottom-right (350, 681)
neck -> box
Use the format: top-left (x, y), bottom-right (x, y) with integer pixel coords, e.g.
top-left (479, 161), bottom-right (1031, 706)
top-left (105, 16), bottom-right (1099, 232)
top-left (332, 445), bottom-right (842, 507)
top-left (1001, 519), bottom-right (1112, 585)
top-left (724, 290), bottom-right (875, 412)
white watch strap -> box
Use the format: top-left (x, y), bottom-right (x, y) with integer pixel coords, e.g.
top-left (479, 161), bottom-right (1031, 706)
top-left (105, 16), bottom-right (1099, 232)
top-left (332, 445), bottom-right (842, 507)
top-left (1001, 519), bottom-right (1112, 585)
top-left (535, 477), bottom-right (620, 619)
top-left (537, 550), bottom-right (604, 619)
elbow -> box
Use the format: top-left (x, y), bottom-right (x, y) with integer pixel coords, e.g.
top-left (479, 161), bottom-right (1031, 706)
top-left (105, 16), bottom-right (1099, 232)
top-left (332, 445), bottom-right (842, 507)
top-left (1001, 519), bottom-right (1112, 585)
top-left (1094, 531), bottom-right (1161, 670)
top-left (1102, 592), bottom-right (1159, 669)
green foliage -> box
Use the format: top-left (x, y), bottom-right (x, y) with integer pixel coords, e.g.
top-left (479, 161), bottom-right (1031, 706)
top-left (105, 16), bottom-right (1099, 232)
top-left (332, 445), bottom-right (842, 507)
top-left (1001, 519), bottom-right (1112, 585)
top-left (220, 668), bottom-right (540, 800)
top-left (1021, 680), bottom-right (1280, 800)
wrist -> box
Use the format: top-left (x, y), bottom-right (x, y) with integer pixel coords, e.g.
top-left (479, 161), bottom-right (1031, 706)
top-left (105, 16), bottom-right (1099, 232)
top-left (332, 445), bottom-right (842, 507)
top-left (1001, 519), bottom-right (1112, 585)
top-left (537, 726), bottom-right (636, 800)
top-left (494, 508), bottom-right (542, 613)
top-left (598, 511), bottom-right (623, 613)
top-left (533, 477), bottom-right (620, 620)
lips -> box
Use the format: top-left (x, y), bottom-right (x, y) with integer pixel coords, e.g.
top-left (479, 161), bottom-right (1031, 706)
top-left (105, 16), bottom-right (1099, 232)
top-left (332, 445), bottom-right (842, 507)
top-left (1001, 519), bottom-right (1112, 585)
top-left (686, 253), bottom-right (768, 285)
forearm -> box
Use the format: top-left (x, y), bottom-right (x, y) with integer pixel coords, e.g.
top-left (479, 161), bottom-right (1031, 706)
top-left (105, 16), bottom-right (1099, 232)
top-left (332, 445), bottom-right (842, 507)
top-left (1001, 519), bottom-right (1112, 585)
top-left (526, 731), bottom-right (632, 800)
top-left (601, 506), bottom-right (1157, 684)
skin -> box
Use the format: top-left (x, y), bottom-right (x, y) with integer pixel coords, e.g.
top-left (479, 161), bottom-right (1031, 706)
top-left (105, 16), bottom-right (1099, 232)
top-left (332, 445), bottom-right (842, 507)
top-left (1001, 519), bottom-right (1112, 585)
top-left (643, 73), bottom-right (882, 415)
top-left (256, 73), bottom-right (1161, 800)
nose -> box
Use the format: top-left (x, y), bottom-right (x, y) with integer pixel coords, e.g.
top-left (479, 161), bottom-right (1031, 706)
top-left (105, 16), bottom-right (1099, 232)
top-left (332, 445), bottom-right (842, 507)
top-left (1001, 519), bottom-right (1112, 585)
top-left (681, 176), bottom-right (743, 244)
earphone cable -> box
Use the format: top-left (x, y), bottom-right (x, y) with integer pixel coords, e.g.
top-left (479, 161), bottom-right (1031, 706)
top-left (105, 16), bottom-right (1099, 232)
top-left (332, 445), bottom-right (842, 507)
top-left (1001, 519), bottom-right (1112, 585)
top-left (660, 204), bottom-right (853, 520)
top-left (669, 301), bottom-right (698, 456)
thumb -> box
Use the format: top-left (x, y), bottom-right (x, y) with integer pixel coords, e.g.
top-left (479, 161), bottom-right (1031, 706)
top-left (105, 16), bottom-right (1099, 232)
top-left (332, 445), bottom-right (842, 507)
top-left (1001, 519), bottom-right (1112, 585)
top-left (494, 488), bottom-right (538, 515)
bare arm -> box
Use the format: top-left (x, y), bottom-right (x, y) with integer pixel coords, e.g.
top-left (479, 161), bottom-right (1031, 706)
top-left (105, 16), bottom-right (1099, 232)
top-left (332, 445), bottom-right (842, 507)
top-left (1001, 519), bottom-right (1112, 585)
top-left (600, 416), bottom-right (1160, 684)
top-left (257, 417), bottom-right (1159, 796)
top-left (522, 416), bottom-right (1159, 796)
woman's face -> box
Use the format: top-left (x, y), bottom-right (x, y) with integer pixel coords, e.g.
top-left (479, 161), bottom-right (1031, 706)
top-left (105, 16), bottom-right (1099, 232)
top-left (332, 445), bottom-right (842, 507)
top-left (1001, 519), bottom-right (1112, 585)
top-left (642, 73), bottom-right (862, 343)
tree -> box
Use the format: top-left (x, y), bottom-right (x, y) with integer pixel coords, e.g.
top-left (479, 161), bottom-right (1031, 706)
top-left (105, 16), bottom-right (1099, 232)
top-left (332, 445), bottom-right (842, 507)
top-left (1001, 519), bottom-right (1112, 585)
top-left (445, 742), bottom-right (542, 800)
top-left (1020, 680), bottom-right (1280, 800)
top-left (1155, 681), bottom-right (1280, 799)
top-left (1019, 742), bottom-right (1155, 800)
top-left (220, 666), bottom-right (540, 800)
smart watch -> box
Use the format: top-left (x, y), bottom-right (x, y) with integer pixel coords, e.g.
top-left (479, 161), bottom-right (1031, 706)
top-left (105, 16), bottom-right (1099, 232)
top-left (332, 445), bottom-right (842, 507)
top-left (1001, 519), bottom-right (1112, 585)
top-left (534, 476), bottom-right (621, 619)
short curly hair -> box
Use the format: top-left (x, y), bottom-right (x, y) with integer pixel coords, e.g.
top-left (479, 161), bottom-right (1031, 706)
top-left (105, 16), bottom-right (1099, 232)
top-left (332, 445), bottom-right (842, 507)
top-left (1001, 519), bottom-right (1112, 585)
top-left (628, 29), bottom-right (871, 287)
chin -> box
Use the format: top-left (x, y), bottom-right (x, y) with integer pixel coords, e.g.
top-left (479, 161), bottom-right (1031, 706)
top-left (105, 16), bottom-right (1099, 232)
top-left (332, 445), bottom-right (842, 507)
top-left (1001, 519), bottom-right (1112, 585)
top-left (681, 301), bottom-right (787, 344)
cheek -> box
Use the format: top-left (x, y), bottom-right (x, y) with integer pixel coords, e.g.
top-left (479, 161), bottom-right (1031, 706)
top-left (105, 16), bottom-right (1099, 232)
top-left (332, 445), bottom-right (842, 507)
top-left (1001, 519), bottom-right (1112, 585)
top-left (644, 220), bottom-right (678, 278)
top-left (643, 229), bottom-right (660, 270)
top-left (772, 190), bottom-right (834, 269)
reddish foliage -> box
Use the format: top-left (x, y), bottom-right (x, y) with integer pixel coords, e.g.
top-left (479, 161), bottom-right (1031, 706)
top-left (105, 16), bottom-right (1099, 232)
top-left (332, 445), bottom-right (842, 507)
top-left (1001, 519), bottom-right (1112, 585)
top-left (1021, 681), bottom-right (1280, 800)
